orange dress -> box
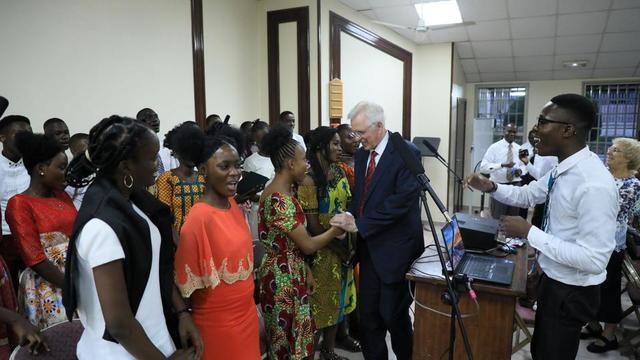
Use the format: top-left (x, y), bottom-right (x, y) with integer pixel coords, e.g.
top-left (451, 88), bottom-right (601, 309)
top-left (174, 199), bottom-right (260, 360)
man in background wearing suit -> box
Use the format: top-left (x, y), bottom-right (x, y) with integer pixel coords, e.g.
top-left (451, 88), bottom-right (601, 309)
top-left (348, 101), bottom-right (423, 360)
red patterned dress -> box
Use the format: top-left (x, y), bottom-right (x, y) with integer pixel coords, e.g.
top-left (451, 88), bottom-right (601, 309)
top-left (5, 192), bottom-right (76, 329)
top-left (258, 192), bottom-right (314, 360)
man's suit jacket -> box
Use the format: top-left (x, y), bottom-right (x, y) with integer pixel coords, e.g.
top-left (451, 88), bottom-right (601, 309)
top-left (349, 132), bottom-right (424, 284)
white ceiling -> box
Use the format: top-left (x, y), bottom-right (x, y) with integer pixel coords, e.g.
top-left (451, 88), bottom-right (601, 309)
top-left (337, 0), bottom-right (640, 82)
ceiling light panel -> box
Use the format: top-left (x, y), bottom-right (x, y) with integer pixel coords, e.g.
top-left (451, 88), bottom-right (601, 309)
top-left (414, 1), bottom-right (463, 26)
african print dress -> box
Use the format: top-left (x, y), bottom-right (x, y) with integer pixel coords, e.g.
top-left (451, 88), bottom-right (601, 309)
top-left (5, 192), bottom-right (76, 329)
top-left (258, 192), bottom-right (315, 360)
top-left (155, 171), bottom-right (205, 231)
top-left (298, 164), bottom-right (356, 329)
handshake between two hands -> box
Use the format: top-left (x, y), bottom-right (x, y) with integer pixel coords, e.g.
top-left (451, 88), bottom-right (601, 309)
top-left (329, 211), bottom-right (358, 235)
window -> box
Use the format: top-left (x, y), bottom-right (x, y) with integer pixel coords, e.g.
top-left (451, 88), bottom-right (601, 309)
top-left (584, 83), bottom-right (640, 160)
top-left (476, 86), bottom-right (527, 144)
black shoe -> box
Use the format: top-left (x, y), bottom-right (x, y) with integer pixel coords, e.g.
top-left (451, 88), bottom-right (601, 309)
top-left (580, 324), bottom-right (602, 339)
top-left (587, 335), bottom-right (618, 353)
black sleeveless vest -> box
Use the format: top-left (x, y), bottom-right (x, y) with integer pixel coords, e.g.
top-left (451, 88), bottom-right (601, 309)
top-left (63, 176), bottom-right (177, 343)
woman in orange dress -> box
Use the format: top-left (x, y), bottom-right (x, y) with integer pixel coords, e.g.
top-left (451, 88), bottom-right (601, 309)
top-left (174, 129), bottom-right (260, 360)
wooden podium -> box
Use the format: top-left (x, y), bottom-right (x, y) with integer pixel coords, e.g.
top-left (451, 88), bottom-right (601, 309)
top-left (407, 246), bottom-right (528, 360)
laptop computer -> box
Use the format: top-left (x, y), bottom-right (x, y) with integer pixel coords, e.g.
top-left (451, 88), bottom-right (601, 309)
top-left (441, 216), bottom-right (515, 286)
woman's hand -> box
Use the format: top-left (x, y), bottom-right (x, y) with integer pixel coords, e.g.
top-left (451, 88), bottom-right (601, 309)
top-left (178, 313), bottom-right (203, 359)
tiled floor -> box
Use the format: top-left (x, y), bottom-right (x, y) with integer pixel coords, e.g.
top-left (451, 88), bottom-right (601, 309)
top-left (326, 223), bottom-right (639, 360)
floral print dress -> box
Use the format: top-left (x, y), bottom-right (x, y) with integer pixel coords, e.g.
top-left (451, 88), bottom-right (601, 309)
top-left (5, 192), bottom-right (76, 329)
top-left (258, 192), bottom-right (314, 360)
top-left (297, 164), bottom-right (356, 329)
top-left (615, 175), bottom-right (640, 251)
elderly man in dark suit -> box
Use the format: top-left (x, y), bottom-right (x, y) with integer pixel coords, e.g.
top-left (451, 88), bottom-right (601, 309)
top-left (347, 101), bottom-right (424, 360)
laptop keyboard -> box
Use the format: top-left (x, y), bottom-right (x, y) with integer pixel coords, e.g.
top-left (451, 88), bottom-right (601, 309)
top-left (458, 255), bottom-right (515, 285)
top-left (461, 259), bottom-right (494, 277)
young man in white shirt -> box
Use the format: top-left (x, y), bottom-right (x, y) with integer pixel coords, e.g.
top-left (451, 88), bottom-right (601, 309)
top-left (278, 110), bottom-right (306, 152)
top-left (136, 108), bottom-right (178, 177)
top-left (0, 115), bottom-right (32, 288)
top-left (43, 117), bottom-right (72, 160)
top-left (479, 123), bottom-right (527, 219)
top-left (467, 94), bottom-right (618, 360)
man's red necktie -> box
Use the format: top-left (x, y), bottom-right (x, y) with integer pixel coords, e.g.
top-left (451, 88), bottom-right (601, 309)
top-left (359, 150), bottom-right (378, 215)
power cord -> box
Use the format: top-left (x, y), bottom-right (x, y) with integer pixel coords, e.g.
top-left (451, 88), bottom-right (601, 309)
top-left (408, 280), bottom-right (480, 319)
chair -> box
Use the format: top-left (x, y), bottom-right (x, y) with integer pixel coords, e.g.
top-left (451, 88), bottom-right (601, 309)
top-left (512, 303), bottom-right (534, 353)
top-left (10, 320), bottom-right (83, 360)
top-left (621, 252), bottom-right (640, 357)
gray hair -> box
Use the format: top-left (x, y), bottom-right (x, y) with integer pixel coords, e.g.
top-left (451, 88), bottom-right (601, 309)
top-left (347, 101), bottom-right (385, 125)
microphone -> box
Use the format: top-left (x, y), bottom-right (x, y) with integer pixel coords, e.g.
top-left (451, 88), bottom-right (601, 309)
top-left (0, 96), bottom-right (8, 118)
top-left (390, 132), bottom-right (426, 175)
top-left (422, 139), bottom-right (473, 192)
top-left (389, 132), bottom-right (451, 221)
top-left (422, 138), bottom-right (440, 158)
top-left (223, 114), bottom-right (231, 124)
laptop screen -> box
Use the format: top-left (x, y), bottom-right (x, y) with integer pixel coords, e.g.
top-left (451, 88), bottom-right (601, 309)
top-left (441, 216), bottom-right (466, 270)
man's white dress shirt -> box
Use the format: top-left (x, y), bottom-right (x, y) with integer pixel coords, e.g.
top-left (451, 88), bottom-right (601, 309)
top-left (493, 147), bottom-right (618, 286)
top-left (0, 154), bottom-right (30, 235)
top-left (480, 139), bottom-right (527, 183)
top-left (366, 131), bottom-right (389, 170)
top-left (525, 155), bottom-right (558, 180)
top-left (292, 133), bottom-right (307, 152)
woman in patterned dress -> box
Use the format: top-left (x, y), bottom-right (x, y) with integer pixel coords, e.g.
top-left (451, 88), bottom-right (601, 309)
top-left (298, 127), bottom-right (358, 360)
top-left (0, 253), bottom-right (46, 357)
top-left (257, 126), bottom-right (354, 360)
top-left (5, 133), bottom-right (77, 329)
top-left (583, 137), bottom-right (640, 353)
top-left (155, 122), bottom-right (206, 245)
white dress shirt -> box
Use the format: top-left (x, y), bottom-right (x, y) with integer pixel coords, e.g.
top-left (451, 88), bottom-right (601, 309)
top-left (493, 146), bottom-right (618, 286)
top-left (0, 154), bottom-right (30, 235)
top-left (292, 133), bottom-right (306, 152)
top-left (366, 131), bottom-right (389, 170)
top-left (65, 185), bottom-right (88, 210)
top-left (479, 139), bottom-right (527, 183)
top-left (525, 155), bottom-right (558, 180)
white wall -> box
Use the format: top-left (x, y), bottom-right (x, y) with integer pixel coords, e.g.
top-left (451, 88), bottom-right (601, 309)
top-left (1, 0), bottom-right (458, 222)
top-left (202, 0), bottom-right (261, 126)
top-left (463, 76), bottom-right (640, 208)
top-left (412, 43), bottom-right (454, 220)
top-left (340, 33), bottom-right (404, 132)
top-left (257, 0), bottom-right (319, 128)
top-left (278, 22), bottom-right (299, 126)
top-left (0, 0), bottom-right (193, 135)
top-left (319, 0), bottom-right (416, 127)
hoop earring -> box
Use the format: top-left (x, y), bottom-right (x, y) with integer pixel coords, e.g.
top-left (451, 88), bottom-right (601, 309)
top-left (123, 174), bottom-right (134, 189)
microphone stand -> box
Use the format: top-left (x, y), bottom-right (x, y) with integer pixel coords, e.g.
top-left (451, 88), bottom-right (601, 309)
top-left (416, 173), bottom-right (474, 360)
top-left (422, 140), bottom-right (470, 213)
top-left (390, 132), bottom-right (474, 359)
